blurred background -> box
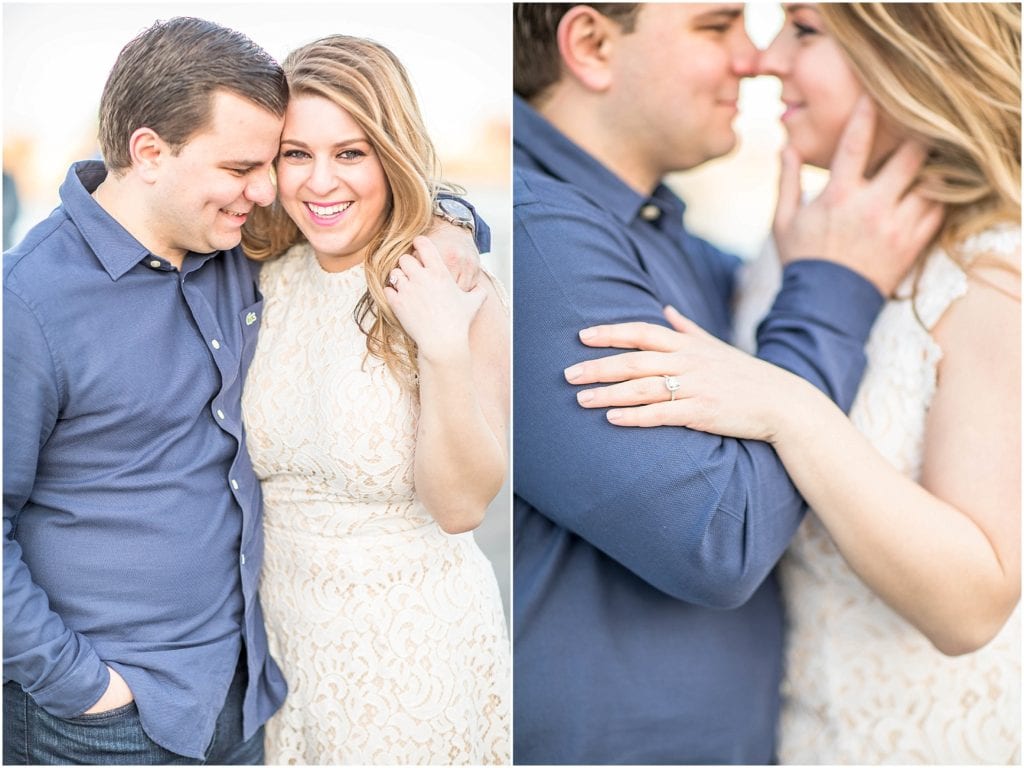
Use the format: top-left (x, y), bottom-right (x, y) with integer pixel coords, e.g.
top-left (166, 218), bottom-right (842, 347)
top-left (2, 3), bottom-right (510, 266)
top-left (669, 3), bottom-right (830, 261)
top-left (1, 2), bottom-right (513, 618)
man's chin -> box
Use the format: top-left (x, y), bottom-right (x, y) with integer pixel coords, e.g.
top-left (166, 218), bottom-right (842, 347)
top-left (206, 233), bottom-right (244, 254)
top-left (700, 131), bottom-right (740, 166)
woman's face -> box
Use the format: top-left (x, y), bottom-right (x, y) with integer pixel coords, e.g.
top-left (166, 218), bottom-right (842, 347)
top-left (759, 4), bottom-right (869, 168)
top-left (276, 94), bottom-right (390, 272)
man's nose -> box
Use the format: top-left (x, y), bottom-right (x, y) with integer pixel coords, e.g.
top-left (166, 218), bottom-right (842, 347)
top-left (246, 172), bottom-right (276, 207)
top-left (732, 29), bottom-right (760, 77)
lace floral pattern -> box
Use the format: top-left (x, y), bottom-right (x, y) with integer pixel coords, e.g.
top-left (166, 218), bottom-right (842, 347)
top-left (736, 227), bottom-right (1021, 764)
top-left (241, 244), bottom-right (511, 765)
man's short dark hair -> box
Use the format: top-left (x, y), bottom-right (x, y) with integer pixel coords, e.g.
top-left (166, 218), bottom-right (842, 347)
top-left (98, 17), bottom-right (289, 174)
top-left (514, 3), bottom-right (641, 104)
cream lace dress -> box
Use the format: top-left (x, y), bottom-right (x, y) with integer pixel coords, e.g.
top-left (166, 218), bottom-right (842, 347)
top-left (734, 225), bottom-right (1021, 764)
top-left (241, 243), bottom-right (511, 765)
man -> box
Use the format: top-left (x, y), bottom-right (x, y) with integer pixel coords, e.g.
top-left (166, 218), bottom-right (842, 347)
top-left (3, 17), bottom-right (485, 765)
top-left (512, 4), bottom-right (938, 763)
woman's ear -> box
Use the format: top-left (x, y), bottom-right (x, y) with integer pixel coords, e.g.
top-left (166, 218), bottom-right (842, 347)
top-left (556, 6), bottom-right (622, 93)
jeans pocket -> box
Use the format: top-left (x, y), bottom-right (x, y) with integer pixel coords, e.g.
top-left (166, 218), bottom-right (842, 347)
top-left (64, 700), bottom-right (138, 724)
top-left (32, 699), bottom-right (189, 764)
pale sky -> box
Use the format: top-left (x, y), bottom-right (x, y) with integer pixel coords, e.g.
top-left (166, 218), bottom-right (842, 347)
top-left (3, 2), bottom-right (509, 163)
top-left (2, 2), bottom-right (512, 262)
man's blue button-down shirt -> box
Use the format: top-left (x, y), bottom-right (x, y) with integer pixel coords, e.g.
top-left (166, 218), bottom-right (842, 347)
top-left (512, 96), bottom-right (885, 764)
top-left (3, 161), bottom-right (285, 759)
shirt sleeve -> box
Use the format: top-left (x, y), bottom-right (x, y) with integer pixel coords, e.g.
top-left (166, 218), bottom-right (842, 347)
top-left (755, 259), bottom-right (882, 411)
top-left (437, 192), bottom-right (491, 254)
top-left (3, 286), bottom-right (110, 717)
top-left (513, 178), bottom-right (881, 609)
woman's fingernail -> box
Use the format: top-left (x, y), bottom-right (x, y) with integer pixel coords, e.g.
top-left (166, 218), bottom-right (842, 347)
top-left (577, 390), bottom-right (594, 405)
top-left (579, 328), bottom-right (596, 341)
top-left (607, 409), bottom-right (623, 423)
top-left (564, 365), bottom-right (582, 382)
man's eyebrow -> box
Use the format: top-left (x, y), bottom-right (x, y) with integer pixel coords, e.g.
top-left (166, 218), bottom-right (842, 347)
top-left (693, 6), bottom-right (745, 23)
top-left (221, 160), bottom-right (266, 169)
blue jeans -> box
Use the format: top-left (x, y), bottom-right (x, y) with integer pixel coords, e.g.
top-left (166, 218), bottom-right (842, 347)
top-left (3, 656), bottom-right (263, 765)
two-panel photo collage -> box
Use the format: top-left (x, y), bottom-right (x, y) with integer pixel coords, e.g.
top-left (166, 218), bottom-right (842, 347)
top-left (2, 2), bottom-right (1020, 765)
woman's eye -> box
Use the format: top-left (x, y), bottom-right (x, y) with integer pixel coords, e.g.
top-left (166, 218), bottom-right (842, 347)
top-left (793, 21), bottom-right (819, 38)
top-left (281, 149), bottom-right (309, 160)
top-left (338, 149), bottom-right (365, 160)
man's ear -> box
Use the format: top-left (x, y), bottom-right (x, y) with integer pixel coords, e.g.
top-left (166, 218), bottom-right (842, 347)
top-left (556, 6), bottom-right (621, 93)
top-left (127, 127), bottom-right (168, 183)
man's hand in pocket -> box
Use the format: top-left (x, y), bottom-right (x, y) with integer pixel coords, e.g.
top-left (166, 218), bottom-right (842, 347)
top-left (83, 666), bottom-right (134, 714)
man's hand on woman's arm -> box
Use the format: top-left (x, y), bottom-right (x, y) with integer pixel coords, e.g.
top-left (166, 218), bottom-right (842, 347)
top-left (425, 195), bottom-right (491, 290)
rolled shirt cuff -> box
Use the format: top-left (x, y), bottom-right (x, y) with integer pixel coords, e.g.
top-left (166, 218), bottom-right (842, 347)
top-left (767, 259), bottom-right (884, 345)
top-left (24, 637), bottom-right (109, 719)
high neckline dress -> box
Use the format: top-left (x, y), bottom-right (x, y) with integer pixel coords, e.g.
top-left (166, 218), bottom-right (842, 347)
top-left (241, 244), bottom-right (510, 765)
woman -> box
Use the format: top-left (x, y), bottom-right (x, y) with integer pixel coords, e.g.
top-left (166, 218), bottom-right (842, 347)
top-left (240, 35), bottom-right (510, 764)
top-left (568, 4), bottom-right (1020, 763)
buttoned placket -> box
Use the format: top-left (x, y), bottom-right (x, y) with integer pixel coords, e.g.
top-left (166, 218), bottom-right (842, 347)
top-left (144, 255), bottom-right (173, 272)
top-left (640, 203), bottom-right (662, 223)
top-left (640, 195), bottom-right (724, 333)
top-left (176, 255), bottom-right (253, 575)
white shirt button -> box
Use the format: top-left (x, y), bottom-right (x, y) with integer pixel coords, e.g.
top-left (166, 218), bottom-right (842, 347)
top-left (211, 339), bottom-right (221, 350)
top-left (240, 554), bottom-right (247, 566)
top-left (216, 409), bottom-right (225, 420)
top-left (640, 204), bottom-right (661, 221)
top-left (230, 478), bottom-right (239, 491)
top-left (148, 260), bottom-right (162, 269)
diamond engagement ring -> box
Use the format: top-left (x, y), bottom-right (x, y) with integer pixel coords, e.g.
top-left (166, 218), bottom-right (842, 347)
top-left (663, 375), bottom-right (681, 402)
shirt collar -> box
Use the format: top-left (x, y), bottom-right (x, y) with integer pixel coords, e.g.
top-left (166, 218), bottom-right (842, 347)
top-left (60, 160), bottom-right (155, 281)
top-left (513, 95), bottom-right (686, 226)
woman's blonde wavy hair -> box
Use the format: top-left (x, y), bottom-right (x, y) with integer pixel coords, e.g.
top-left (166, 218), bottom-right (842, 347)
top-left (819, 3), bottom-right (1021, 274)
top-left (243, 35), bottom-right (457, 391)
